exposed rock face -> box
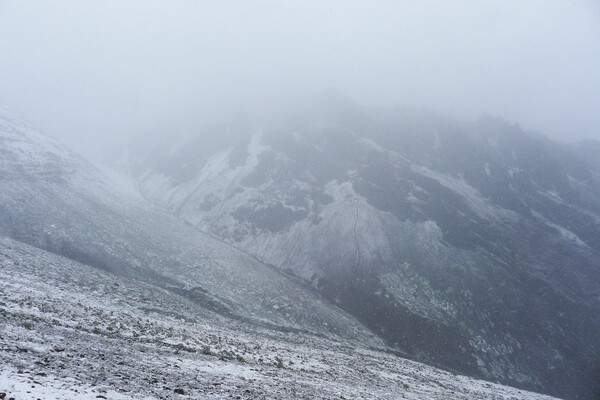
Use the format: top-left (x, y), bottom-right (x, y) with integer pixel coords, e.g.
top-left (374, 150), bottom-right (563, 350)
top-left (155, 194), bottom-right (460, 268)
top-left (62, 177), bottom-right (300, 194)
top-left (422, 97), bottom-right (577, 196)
top-left (113, 98), bottom-right (600, 399)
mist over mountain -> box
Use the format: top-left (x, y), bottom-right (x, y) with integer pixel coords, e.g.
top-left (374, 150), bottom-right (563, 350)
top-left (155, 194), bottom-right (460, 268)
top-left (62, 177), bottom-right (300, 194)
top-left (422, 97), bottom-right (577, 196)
top-left (2, 2), bottom-right (600, 399)
top-left (1, 1), bottom-right (600, 155)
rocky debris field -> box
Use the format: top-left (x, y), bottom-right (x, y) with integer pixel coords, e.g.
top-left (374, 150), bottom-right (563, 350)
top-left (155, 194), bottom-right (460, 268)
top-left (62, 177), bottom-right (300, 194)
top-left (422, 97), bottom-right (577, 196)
top-left (0, 237), bottom-right (556, 399)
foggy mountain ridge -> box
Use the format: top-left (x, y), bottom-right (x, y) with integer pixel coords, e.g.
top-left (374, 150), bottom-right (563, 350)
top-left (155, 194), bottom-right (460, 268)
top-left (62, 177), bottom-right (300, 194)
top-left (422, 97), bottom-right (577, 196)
top-left (0, 106), bottom-right (571, 400)
top-left (108, 96), bottom-right (600, 399)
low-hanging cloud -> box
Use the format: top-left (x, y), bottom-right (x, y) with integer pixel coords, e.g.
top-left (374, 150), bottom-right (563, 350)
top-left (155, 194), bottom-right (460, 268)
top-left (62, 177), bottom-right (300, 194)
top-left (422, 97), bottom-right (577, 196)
top-left (0, 0), bottom-right (599, 156)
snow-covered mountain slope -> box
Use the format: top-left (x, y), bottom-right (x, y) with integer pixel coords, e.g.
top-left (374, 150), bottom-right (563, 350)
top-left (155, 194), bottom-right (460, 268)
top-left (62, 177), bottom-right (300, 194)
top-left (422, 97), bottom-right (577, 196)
top-left (113, 97), bottom-right (600, 399)
top-left (0, 110), bottom-right (379, 344)
top-left (1, 236), bottom-right (558, 399)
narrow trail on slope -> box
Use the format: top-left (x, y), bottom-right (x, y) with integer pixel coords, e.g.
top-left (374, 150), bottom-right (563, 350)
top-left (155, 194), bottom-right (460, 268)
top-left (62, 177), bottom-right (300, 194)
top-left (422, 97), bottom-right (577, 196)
top-left (353, 199), bottom-right (361, 267)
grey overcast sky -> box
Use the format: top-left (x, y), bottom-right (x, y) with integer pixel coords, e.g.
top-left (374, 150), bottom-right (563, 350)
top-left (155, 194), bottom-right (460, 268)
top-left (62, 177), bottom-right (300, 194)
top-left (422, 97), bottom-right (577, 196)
top-left (0, 1), bottom-right (599, 154)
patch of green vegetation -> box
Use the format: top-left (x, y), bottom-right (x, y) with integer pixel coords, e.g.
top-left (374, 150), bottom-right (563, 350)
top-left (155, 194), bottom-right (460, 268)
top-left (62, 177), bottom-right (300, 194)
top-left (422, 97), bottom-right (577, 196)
top-left (275, 356), bottom-right (285, 369)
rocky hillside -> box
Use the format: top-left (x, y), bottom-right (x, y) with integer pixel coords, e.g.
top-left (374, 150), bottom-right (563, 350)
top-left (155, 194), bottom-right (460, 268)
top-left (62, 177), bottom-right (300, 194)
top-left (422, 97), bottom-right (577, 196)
top-left (0, 109), bottom-right (562, 399)
top-left (0, 236), bottom-right (558, 399)
top-left (0, 108), bottom-right (378, 343)
top-left (112, 96), bottom-right (600, 399)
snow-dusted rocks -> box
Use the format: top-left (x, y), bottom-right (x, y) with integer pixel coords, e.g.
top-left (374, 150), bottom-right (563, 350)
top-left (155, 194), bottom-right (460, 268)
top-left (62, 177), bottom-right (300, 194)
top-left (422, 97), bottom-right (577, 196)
top-left (1, 237), bottom-right (557, 399)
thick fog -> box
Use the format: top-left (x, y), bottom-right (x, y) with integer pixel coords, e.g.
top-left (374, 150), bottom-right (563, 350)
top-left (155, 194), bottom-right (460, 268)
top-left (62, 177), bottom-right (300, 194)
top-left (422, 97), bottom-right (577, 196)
top-left (1, 0), bottom-right (599, 156)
